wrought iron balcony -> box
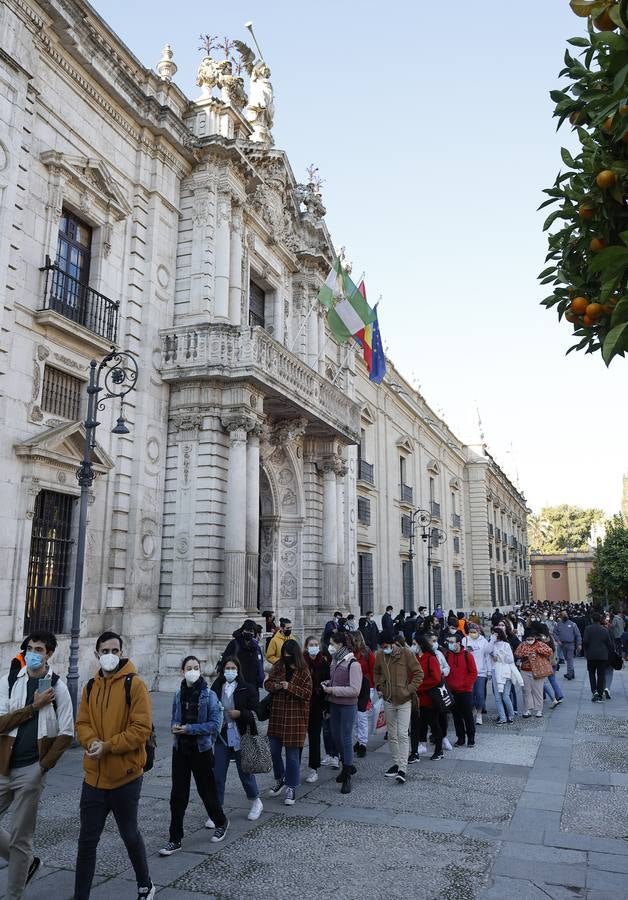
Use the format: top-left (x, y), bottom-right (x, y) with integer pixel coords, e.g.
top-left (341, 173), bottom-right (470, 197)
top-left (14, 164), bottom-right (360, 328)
top-left (40, 257), bottom-right (119, 343)
top-left (160, 324), bottom-right (361, 443)
top-left (430, 500), bottom-right (441, 518)
top-left (452, 513), bottom-right (461, 529)
top-left (400, 483), bottom-right (413, 505)
top-left (358, 459), bottom-right (375, 485)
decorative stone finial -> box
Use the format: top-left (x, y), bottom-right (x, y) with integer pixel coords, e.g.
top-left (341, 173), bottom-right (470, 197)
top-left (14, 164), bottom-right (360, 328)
top-left (156, 44), bottom-right (177, 82)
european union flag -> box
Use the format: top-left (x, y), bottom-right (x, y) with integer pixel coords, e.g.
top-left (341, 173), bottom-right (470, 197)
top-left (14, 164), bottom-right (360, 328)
top-left (369, 305), bottom-right (386, 384)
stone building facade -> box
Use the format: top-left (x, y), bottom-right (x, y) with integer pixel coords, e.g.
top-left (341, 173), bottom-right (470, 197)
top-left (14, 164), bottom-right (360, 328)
top-left (0, 0), bottom-right (529, 689)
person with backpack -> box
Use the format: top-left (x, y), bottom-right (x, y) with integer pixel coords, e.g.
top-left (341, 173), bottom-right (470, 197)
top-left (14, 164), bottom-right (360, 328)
top-left (0, 630), bottom-right (73, 899)
top-left (322, 631), bottom-right (362, 793)
top-left (444, 633), bottom-right (477, 746)
top-left (74, 631), bottom-right (155, 900)
top-left (350, 631), bottom-right (375, 759)
top-left (302, 636), bottom-right (332, 782)
top-left (219, 620), bottom-right (264, 698)
top-left (374, 631), bottom-right (423, 783)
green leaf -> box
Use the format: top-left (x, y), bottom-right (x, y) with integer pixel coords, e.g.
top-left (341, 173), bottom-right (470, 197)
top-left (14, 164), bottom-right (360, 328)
top-left (589, 245), bottom-right (628, 275)
top-left (543, 209), bottom-right (570, 231)
top-left (619, 231), bottom-right (628, 247)
top-left (611, 297), bottom-right (628, 326)
top-left (567, 36), bottom-right (591, 48)
top-left (537, 197), bottom-right (560, 210)
top-left (560, 147), bottom-right (578, 168)
top-left (602, 322), bottom-right (628, 365)
top-left (538, 266), bottom-right (557, 279)
top-left (614, 63), bottom-right (628, 93)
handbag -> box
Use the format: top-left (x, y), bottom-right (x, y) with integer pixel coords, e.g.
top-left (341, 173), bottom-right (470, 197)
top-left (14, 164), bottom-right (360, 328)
top-left (429, 679), bottom-right (453, 712)
top-left (609, 647), bottom-right (624, 671)
top-left (257, 691), bottom-right (273, 722)
top-left (239, 719), bottom-right (273, 775)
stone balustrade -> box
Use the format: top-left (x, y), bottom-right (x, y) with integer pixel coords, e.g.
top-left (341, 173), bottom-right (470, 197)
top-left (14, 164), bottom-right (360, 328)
top-left (160, 324), bottom-right (360, 443)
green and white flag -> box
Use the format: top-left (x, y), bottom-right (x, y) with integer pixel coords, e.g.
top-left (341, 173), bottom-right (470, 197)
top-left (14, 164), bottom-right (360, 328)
top-left (318, 257), bottom-right (375, 342)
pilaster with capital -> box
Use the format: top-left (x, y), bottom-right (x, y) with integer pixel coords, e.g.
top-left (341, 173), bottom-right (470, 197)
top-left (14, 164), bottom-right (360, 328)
top-left (335, 458), bottom-right (348, 606)
top-left (317, 458), bottom-right (339, 612)
top-left (189, 173), bottom-right (215, 321)
top-left (214, 188), bottom-right (232, 320)
top-left (222, 413), bottom-right (258, 613)
top-left (245, 424), bottom-right (263, 612)
top-left (228, 201), bottom-right (244, 325)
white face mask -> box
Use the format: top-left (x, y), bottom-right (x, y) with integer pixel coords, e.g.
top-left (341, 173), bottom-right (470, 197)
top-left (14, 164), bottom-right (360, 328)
top-left (184, 669), bottom-right (201, 685)
top-left (99, 652), bottom-right (119, 673)
top-left (328, 644), bottom-right (338, 656)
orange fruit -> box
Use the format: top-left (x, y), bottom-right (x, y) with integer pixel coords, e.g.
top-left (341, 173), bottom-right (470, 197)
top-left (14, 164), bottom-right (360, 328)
top-left (603, 303), bottom-right (613, 314)
top-left (586, 302), bottom-right (604, 319)
top-left (565, 312), bottom-right (578, 323)
top-left (582, 315), bottom-right (594, 326)
top-left (590, 237), bottom-right (608, 253)
top-left (603, 116), bottom-right (614, 133)
top-left (594, 11), bottom-right (616, 31)
top-left (596, 169), bottom-right (616, 189)
top-left (570, 110), bottom-right (585, 126)
top-left (609, 296), bottom-right (619, 306)
top-left (579, 204), bottom-right (595, 219)
top-left (571, 296), bottom-right (589, 315)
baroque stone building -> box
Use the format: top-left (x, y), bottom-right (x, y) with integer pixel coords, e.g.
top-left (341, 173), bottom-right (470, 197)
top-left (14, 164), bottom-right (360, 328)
top-left (0, 0), bottom-right (528, 689)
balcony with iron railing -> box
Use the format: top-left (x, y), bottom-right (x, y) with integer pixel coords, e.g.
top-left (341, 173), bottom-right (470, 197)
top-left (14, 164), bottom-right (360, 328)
top-left (39, 257), bottom-right (119, 344)
top-left (430, 500), bottom-right (441, 518)
top-left (400, 483), bottom-right (413, 505)
top-left (358, 459), bottom-right (375, 485)
top-left (452, 513), bottom-right (461, 529)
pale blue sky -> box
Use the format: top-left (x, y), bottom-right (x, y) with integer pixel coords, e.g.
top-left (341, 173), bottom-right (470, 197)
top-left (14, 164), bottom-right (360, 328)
top-left (96, 0), bottom-right (627, 515)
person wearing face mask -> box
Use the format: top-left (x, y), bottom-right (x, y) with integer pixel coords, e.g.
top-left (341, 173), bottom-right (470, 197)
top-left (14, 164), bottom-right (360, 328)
top-left (302, 637), bottom-right (334, 780)
top-left (444, 634), bottom-right (477, 746)
top-left (514, 628), bottom-right (553, 717)
top-left (409, 631), bottom-right (450, 760)
top-left (322, 632), bottom-right (363, 793)
top-left (463, 626), bottom-right (489, 725)
top-left (210, 657), bottom-right (263, 823)
top-left (350, 631), bottom-right (375, 759)
top-left (415, 635), bottom-right (445, 761)
top-left (359, 610), bottom-right (379, 652)
top-left (265, 639), bottom-right (312, 805)
top-left (220, 619), bottom-right (265, 698)
top-left (374, 631), bottom-right (423, 782)
top-left (75, 631), bottom-right (154, 900)
top-left (158, 655), bottom-right (228, 857)
top-left (0, 631), bottom-right (73, 899)
top-left (552, 611), bottom-right (582, 680)
top-left (265, 619), bottom-right (293, 666)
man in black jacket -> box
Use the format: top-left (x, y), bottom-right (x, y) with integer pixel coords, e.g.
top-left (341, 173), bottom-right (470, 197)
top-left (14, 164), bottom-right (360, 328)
top-left (583, 613), bottom-right (614, 701)
top-left (220, 620), bottom-right (264, 697)
top-left (381, 606), bottom-right (394, 632)
top-left (359, 612), bottom-right (379, 652)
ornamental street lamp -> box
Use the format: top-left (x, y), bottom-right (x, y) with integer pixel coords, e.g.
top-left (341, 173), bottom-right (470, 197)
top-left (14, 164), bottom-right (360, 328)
top-left (66, 348), bottom-right (138, 715)
top-left (407, 508), bottom-right (448, 616)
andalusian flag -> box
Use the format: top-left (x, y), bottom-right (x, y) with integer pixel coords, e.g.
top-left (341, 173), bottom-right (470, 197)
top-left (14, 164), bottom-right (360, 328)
top-left (318, 258), bottom-right (375, 342)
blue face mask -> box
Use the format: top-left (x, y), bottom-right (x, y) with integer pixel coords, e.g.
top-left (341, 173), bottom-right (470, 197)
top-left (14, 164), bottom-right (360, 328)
top-left (307, 646), bottom-right (320, 657)
top-left (224, 670), bottom-right (238, 683)
top-left (447, 642), bottom-right (457, 652)
top-left (383, 647), bottom-right (393, 655)
top-left (25, 651), bottom-right (44, 670)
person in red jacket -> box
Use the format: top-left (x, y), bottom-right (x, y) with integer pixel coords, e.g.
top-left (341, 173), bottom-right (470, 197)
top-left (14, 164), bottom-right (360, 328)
top-left (416, 635), bottom-right (444, 760)
top-left (351, 631), bottom-right (375, 758)
top-left (445, 633), bottom-right (477, 747)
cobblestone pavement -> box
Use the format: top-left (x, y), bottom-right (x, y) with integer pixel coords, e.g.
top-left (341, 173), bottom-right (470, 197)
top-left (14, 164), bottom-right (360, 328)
top-left (1, 659), bottom-right (626, 899)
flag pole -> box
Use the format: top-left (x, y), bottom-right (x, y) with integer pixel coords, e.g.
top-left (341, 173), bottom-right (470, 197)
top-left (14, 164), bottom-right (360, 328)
top-left (288, 301), bottom-right (317, 354)
top-left (330, 341), bottom-right (357, 387)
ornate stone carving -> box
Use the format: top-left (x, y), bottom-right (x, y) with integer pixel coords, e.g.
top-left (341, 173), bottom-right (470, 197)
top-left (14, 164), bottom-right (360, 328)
top-left (280, 571), bottom-right (297, 599)
top-left (37, 345), bottom-right (50, 362)
top-left (193, 189), bottom-right (212, 226)
top-left (182, 445), bottom-right (192, 484)
top-left (156, 43), bottom-right (178, 82)
top-left (172, 411), bottom-right (203, 433)
top-left (282, 488), bottom-right (296, 509)
top-left (271, 416), bottom-right (308, 446)
top-left (175, 534), bottom-right (190, 557)
top-left (278, 468), bottom-right (293, 485)
top-left (31, 406), bottom-right (44, 423)
top-left (281, 533), bottom-right (297, 548)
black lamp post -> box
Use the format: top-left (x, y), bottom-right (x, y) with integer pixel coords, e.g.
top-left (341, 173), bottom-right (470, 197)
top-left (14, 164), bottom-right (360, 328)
top-left (407, 508), bottom-right (447, 616)
top-left (66, 348), bottom-right (138, 715)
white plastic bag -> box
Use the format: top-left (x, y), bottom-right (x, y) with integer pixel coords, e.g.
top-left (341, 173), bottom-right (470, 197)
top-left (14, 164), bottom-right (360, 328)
top-left (370, 697), bottom-right (386, 736)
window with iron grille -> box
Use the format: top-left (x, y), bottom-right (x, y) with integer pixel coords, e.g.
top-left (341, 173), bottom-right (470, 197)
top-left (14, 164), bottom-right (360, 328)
top-left (504, 576), bottom-right (510, 605)
top-left (25, 490), bottom-right (74, 634)
top-left (490, 572), bottom-right (496, 605)
top-left (497, 574), bottom-right (504, 605)
top-left (358, 552), bottom-right (374, 614)
top-left (432, 566), bottom-right (442, 607)
top-left (454, 569), bottom-right (463, 606)
top-left (41, 366), bottom-right (83, 420)
top-left (357, 496), bottom-right (371, 525)
top-left (402, 560), bottom-right (414, 611)
top-left (401, 515), bottom-right (413, 538)
top-left (488, 542), bottom-right (493, 558)
top-left (453, 536), bottom-right (460, 554)
top-left (249, 280), bottom-right (265, 327)
top-left (496, 545), bottom-right (500, 562)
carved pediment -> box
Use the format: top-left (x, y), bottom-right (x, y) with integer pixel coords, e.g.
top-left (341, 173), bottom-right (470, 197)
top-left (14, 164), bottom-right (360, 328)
top-left (15, 421), bottom-right (115, 474)
top-left (450, 477), bottom-right (462, 491)
top-left (396, 435), bottom-right (413, 454)
top-left (361, 403), bottom-right (376, 425)
top-left (426, 458), bottom-right (440, 475)
top-left (41, 151), bottom-right (132, 220)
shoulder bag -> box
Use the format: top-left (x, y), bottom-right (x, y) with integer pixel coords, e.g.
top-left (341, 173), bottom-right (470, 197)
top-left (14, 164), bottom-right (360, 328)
top-left (239, 715), bottom-right (273, 774)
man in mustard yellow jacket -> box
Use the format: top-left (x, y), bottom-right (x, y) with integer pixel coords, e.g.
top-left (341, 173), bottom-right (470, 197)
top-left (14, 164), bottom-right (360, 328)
top-left (265, 619), bottom-right (293, 665)
top-left (74, 631), bottom-right (154, 900)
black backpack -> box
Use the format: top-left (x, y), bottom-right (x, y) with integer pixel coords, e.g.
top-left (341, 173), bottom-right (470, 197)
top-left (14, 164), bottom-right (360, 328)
top-left (348, 659), bottom-right (371, 712)
top-left (86, 673), bottom-right (156, 772)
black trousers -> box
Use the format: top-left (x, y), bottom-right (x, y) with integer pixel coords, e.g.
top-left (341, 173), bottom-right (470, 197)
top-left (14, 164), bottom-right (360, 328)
top-left (587, 659), bottom-right (607, 696)
top-left (169, 747), bottom-right (226, 841)
top-left (410, 706), bottom-right (420, 755)
top-left (451, 691), bottom-right (475, 743)
top-left (307, 702), bottom-right (324, 770)
top-left (419, 708), bottom-right (443, 753)
top-left (75, 777), bottom-right (149, 899)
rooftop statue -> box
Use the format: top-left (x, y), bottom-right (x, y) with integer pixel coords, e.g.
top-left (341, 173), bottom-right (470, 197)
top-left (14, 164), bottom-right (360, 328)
top-left (235, 27), bottom-right (275, 146)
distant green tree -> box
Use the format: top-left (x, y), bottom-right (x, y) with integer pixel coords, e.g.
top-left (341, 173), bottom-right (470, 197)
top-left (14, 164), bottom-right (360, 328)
top-left (527, 504), bottom-right (605, 553)
top-left (588, 514), bottom-right (628, 606)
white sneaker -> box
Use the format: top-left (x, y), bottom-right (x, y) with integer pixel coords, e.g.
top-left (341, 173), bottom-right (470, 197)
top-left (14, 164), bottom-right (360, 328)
top-left (247, 798), bottom-right (263, 821)
top-left (550, 699), bottom-right (560, 709)
top-left (417, 743), bottom-right (428, 755)
top-left (305, 769), bottom-right (319, 783)
top-left (443, 737), bottom-right (453, 751)
top-left (535, 711), bottom-right (543, 718)
top-left (475, 713), bottom-right (483, 725)
top-left (284, 787), bottom-right (296, 806)
top-left (330, 756), bottom-right (340, 769)
top-left (320, 755), bottom-right (334, 767)
top-left (204, 817), bottom-right (215, 829)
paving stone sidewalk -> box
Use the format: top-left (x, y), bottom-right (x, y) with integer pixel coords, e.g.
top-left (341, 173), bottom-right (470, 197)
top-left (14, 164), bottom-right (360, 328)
top-left (1, 659), bottom-right (626, 899)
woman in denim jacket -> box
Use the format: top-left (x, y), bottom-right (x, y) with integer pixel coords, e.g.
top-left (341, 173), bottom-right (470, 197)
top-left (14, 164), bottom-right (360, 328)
top-left (159, 655), bottom-right (228, 857)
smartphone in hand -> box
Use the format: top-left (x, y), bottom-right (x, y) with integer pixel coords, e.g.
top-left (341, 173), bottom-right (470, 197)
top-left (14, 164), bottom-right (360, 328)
top-left (37, 677), bottom-right (52, 692)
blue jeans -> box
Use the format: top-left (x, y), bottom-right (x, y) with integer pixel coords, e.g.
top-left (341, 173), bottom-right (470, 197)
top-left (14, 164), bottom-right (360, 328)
top-left (268, 736), bottom-right (301, 789)
top-left (213, 739), bottom-right (259, 806)
top-left (492, 673), bottom-right (514, 722)
top-left (472, 675), bottom-right (487, 711)
top-left (329, 703), bottom-right (357, 767)
top-left (322, 714), bottom-right (338, 757)
top-left (543, 672), bottom-right (564, 701)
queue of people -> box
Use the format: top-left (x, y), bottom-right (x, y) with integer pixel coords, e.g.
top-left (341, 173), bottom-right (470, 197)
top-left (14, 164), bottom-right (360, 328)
top-left (0, 599), bottom-right (624, 898)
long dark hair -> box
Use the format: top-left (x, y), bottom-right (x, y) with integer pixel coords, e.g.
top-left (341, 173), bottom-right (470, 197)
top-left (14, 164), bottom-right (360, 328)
top-left (418, 634), bottom-right (435, 655)
top-left (281, 638), bottom-right (307, 671)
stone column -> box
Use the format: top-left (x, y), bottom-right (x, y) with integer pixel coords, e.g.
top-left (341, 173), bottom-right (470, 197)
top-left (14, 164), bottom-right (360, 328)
top-left (317, 308), bottom-right (326, 375)
top-left (307, 300), bottom-right (319, 370)
top-left (214, 189), bottom-right (231, 320)
top-left (336, 460), bottom-right (347, 607)
top-left (222, 417), bottom-right (250, 612)
top-left (320, 461), bottom-right (338, 611)
top-left (228, 202), bottom-right (243, 325)
top-left (245, 427), bottom-right (261, 612)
